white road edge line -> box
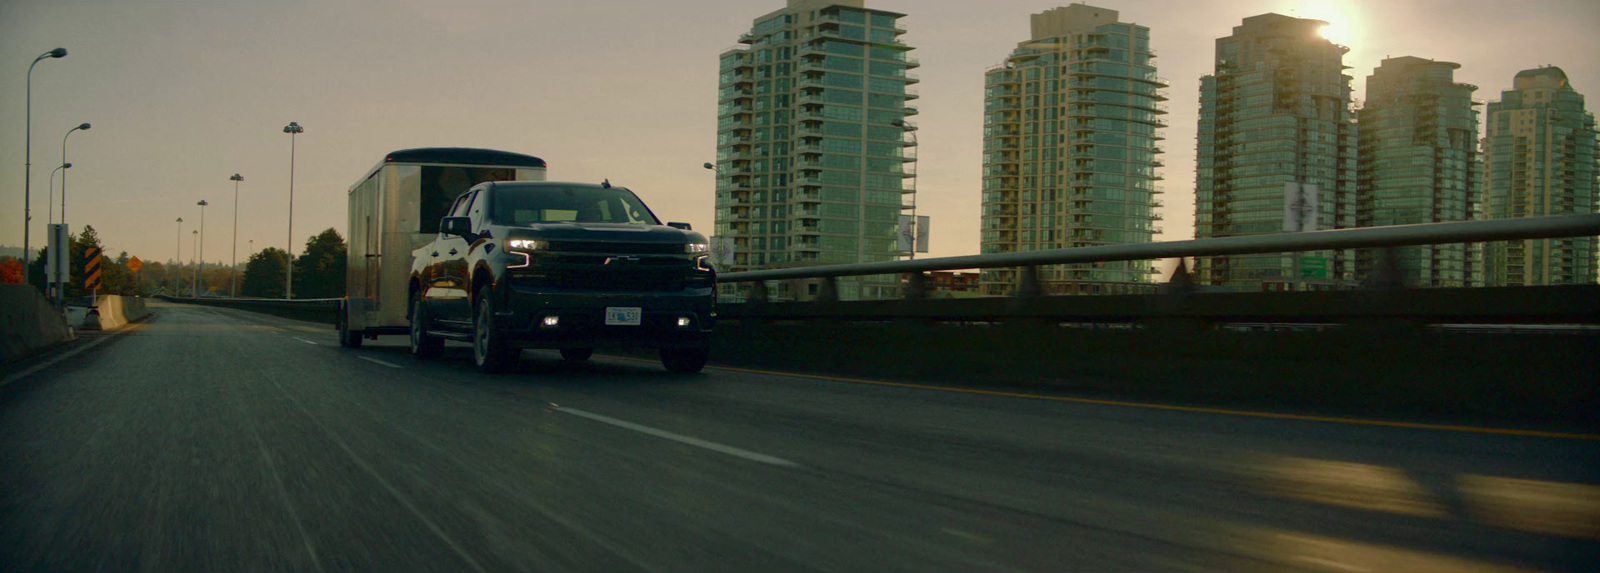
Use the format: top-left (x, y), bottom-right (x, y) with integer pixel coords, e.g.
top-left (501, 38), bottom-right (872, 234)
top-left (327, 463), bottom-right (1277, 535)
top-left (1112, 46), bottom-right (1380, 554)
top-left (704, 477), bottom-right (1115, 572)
top-left (1, 331), bottom-right (124, 388)
top-left (358, 356), bottom-right (403, 369)
top-left (555, 407), bottom-right (800, 468)
top-left (294, 338), bottom-right (318, 345)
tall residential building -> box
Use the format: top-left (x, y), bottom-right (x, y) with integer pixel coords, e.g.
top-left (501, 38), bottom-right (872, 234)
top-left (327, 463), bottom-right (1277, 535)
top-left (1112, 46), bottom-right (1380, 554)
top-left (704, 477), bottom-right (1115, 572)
top-left (979, 5), bottom-right (1166, 296)
top-left (1356, 56), bottom-right (1482, 287)
top-left (1194, 14), bottom-right (1357, 291)
top-left (1481, 66), bottom-right (1598, 286)
top-left (713, 0), bottom-right (918, 300)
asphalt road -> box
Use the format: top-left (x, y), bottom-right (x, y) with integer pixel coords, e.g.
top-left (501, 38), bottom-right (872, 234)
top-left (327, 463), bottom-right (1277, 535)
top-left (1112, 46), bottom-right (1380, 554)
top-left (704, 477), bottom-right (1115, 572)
top-left (2, 301), bottom-right (1596, 572)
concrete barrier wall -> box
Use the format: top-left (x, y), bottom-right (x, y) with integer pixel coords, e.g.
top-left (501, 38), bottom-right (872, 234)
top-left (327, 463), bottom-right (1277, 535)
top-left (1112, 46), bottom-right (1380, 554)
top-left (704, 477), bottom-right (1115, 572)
top-left (161, 297), bottom-right (338, 325)
top-left (0, 285), bottom-right (73, 366)
top-left (707, 323), bottom-right (1600, 430)
top-left (85, 296), bottom-right (149, 330)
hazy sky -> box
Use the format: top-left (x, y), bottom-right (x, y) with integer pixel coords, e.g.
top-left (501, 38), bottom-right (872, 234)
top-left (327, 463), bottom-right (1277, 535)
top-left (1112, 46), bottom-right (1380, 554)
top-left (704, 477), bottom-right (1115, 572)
top-left (3, 0), bottom-right (1597, 266)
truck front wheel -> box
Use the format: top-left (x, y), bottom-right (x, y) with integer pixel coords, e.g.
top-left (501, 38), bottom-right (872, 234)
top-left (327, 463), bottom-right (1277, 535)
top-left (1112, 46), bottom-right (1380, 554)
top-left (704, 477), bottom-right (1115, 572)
top-left (660, 348), bottom-right (708, 374)
top-left (472, 286), bottom-right (517, 373)
top-left (409, 293), bottom-right (443, 359)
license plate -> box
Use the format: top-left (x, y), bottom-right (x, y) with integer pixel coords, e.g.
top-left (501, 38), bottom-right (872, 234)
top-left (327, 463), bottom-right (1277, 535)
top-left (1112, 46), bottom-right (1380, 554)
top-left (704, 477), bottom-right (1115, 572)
top-left (605, 307), bottom-right (642, 326)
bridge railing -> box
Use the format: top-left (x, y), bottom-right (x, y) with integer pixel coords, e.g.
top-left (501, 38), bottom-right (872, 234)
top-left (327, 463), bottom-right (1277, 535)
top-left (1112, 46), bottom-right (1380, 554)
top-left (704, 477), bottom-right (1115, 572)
top-left (716, 214), bottom-right (1600, 308)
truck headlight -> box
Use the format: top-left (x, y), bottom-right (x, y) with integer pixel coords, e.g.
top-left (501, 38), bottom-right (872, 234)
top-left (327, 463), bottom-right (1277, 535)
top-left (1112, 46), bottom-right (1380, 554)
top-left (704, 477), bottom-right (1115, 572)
top-left (508, 239), bottom-right (546, 251)
top-left (685, 243), bottom-right (710, 254)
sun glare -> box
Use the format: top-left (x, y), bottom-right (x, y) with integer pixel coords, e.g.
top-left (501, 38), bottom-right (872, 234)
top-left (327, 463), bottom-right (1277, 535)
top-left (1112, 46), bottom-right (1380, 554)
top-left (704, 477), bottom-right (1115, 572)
top-left (1291, 0), bottom-right (1359, 46)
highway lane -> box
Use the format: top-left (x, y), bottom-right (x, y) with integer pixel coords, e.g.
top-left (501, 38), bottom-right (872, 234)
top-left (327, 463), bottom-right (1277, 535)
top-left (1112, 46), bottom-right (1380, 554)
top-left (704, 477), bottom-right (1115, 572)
top-left (2, 301), bottom-right (1596, 572)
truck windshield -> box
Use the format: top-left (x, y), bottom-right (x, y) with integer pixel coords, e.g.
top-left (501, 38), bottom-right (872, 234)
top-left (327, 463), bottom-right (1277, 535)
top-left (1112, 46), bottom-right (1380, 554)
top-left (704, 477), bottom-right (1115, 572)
top-left (490, 186), bottom-right (661, 226)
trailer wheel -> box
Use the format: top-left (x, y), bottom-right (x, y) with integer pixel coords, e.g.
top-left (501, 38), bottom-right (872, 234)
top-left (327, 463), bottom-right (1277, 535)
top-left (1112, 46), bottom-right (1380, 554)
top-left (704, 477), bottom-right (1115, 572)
top-left (338, 302), bottom-right (363, 349)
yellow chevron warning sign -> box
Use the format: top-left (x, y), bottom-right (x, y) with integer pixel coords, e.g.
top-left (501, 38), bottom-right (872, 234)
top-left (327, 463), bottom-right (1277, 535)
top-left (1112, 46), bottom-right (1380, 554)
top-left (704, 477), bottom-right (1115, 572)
top-left (85, 246), bottom-right (102, 290)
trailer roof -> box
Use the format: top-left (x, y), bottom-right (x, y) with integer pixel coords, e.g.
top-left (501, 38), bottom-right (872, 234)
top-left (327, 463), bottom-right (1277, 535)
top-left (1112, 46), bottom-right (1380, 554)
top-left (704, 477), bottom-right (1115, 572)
top-left (383, 147), bottom-right (547, 168)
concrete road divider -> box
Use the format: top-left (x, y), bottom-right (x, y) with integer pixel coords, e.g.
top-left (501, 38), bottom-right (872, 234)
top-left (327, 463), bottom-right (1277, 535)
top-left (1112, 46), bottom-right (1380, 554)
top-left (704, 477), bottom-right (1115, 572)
top-left (78, 295), bottom-right (149, 331)
top-left (0, 285), bottom-right (75, 366)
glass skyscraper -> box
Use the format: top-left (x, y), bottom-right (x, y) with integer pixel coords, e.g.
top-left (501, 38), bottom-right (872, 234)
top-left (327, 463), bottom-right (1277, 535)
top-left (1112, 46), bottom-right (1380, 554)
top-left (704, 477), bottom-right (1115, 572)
top-left (713, 0), bottom-right (917, 300)
top-left (1356, 56), bottom-right (1481, 288)
top-left (1481, 66), bottom-right (1598, 286)
top-left (1195, 14), bottom-right (1357, 291)
top-left (978, 5), bottom-right (1165, 296)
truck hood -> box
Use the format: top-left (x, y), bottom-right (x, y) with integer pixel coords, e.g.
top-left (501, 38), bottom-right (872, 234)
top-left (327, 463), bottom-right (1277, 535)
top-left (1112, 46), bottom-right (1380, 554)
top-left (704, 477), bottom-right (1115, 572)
top-left (507, 223), bottom-right (706, 244)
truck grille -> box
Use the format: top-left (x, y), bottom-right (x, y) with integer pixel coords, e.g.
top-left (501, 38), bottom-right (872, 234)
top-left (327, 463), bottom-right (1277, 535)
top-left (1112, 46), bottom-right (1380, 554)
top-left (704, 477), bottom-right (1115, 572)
top-left (521, 269), bottom-right (686, 292)
top-left (545, 241), bottom-right (684, 255)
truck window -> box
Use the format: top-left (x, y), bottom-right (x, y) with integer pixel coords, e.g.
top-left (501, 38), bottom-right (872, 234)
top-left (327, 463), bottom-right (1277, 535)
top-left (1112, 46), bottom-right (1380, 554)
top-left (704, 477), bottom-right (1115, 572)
top-left (491, 186), bottom-right (661, 226)
top-left (420, 166), bottom-right (516, 233)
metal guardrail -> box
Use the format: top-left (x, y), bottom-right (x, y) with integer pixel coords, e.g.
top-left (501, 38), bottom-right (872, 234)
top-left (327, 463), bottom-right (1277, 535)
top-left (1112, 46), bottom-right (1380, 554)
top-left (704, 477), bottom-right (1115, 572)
top-left (720, 214), bottom-right (1600, 290)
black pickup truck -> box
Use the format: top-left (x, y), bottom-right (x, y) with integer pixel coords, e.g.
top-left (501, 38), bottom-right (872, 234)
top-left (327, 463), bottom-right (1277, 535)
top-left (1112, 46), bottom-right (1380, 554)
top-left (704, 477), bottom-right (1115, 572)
top-left (408, 181), bottom-right (715, 373)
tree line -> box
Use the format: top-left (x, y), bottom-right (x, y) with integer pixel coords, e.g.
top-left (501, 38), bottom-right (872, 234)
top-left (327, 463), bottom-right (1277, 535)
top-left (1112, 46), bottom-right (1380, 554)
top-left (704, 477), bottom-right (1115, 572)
top-left (0, 226), bottom-right (347, 300)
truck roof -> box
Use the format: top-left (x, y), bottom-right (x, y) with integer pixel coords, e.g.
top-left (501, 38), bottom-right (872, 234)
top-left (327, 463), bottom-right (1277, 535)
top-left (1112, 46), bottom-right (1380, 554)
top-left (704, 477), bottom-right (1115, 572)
top-left (383, 147), bottom-right (547, 168)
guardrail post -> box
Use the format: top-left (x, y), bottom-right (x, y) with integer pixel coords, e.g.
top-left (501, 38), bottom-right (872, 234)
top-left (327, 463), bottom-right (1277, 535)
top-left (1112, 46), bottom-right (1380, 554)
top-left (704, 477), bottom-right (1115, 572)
top-left (1015, 266), bottom-right (1042, 298)
top-left (817, 276), bottom-right (839, 303)
top-left (902, 272), bottom-right (926, 301)
top-left (1361, 247), bottom-right (1402, 290)
top-left (1147, 259), bottom-right (1206, 333)
top-left (1353, 247), bottom-right (1420, 333)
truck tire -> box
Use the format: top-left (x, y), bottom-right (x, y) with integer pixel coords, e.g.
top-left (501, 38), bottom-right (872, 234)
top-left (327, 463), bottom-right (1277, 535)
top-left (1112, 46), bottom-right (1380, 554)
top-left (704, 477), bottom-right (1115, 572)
top-left (338, 302), bottom-right (363, 349)
top-left (472, 286), bottom-right (517, 373)
top-left (660, 347), bottom-right (708, 374)
top-left (409, 293), bottom-right (443, 359)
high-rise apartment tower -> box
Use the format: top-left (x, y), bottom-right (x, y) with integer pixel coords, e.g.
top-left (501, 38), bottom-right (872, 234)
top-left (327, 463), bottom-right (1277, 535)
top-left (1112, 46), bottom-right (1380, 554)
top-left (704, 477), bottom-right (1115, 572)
top-left (713, 0), bottom-right (918, 300)
top-left (1481, 66), bottom-right (1598, 286)
top-left (1356, 56), bottom-right (1482, 287)
top-left (1195, 14), bottom-right (1357, 291)
top-left (979, 5), bottom-right (1166, 296)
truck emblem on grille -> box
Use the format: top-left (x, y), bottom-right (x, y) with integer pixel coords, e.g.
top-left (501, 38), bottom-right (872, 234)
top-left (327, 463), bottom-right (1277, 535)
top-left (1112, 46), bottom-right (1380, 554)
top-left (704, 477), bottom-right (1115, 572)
top-left (604, 256), bottom-right (640, 265)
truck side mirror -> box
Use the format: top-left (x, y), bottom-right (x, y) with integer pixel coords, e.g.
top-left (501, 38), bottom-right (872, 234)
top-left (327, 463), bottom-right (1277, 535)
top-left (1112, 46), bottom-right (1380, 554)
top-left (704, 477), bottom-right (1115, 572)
top-left (667, 222), bottom-right (692, 231)
top-left (441, 216), bottom-right (473, 237)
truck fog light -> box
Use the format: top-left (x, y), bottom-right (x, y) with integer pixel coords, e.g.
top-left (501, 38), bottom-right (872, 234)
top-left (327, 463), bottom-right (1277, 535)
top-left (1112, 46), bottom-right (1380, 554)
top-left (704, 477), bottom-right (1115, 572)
top-left (677, 316), bottom-right (692, 327)
top-left (542, 316), bottom-right (560, 328)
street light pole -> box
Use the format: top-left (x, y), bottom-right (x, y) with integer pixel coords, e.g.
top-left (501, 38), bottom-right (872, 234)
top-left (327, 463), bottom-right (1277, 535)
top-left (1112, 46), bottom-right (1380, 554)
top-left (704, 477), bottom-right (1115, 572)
top-left (47, 163), bottom-right (69, 225)
top-left (191, 230), bottom-right (198, 296)
top-left (46, 162), bottom-right (69, 303)
top-left (60, 122), bottom-right (89, 225)
top-left (174, 217), bottom-right (182, 295)
top-left (891, 119), bottom-right (919, 260)
top-left (229, 173), bottom-right (243, 297)
top-left (283, 121), bottom-right (303, 299)
top-left (23, 47), bottom-right (68, 270)
top-left (197, 200), bottom-right (208, 296)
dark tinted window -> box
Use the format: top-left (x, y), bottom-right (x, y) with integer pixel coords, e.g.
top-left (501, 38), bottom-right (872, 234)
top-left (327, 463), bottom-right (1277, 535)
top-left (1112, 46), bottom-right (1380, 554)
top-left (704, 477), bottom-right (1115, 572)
top-left (490, 186), bottom-right (659, 226)
top-left (420, 166), bottom-right (517, 233)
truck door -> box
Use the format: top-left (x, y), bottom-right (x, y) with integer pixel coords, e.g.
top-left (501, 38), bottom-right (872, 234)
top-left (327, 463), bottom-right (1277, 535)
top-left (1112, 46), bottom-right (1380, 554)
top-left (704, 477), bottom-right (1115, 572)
top-left (433, 191), bottom-right (477, 322)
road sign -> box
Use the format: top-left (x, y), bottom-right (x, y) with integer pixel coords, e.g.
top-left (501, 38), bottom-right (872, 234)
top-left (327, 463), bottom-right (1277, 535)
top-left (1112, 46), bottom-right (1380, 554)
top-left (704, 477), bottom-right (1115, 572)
top-left (1299, 256), bottom-right (1330, 279)
top-left (126, 256), bottom-right (144, 274)
top-left (85, 246), bottom-right (103, 290)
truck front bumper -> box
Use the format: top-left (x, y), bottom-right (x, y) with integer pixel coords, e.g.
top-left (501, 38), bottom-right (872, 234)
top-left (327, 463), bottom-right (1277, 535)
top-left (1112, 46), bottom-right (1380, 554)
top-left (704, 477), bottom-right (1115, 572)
top-left (496, 286), bottom-right (714, 350)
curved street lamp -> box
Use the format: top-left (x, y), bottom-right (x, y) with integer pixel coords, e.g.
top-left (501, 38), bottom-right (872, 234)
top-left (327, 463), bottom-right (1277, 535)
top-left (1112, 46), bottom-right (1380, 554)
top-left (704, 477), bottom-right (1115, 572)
top-left (229, 173), bottom-right (243, 297)
top-left (61, 122), bottom-right (89, 225)
top-left (283, 121), bottom-right (303, 299)
top-left (22, 47), bottom-right (68, 269)
top-left (48, 162), bottom-right (70, 224)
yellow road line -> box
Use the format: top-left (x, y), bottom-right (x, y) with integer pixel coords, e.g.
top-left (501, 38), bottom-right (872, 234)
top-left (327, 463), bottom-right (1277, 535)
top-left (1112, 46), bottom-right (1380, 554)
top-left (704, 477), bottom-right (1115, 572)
top-left (700, 363), bottom-right (1600, 441)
